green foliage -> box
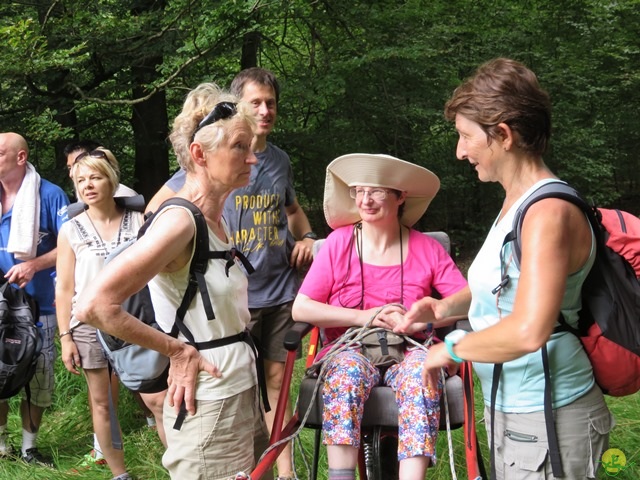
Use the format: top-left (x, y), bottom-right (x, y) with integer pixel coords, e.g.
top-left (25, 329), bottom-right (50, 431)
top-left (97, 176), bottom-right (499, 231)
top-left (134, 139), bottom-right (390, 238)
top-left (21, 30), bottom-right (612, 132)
top-left (0, 0), bottom-right (639, 250)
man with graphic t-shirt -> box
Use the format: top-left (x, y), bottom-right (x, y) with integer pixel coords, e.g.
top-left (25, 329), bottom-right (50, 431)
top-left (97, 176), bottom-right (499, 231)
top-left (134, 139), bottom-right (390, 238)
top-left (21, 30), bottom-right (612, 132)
top-left (146, 68), bottom-right (316, 480)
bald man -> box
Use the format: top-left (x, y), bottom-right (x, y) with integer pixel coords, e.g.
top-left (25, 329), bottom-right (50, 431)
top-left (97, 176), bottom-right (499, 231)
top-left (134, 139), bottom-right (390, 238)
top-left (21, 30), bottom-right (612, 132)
top-left (0, 132), bottom-right (69, 467)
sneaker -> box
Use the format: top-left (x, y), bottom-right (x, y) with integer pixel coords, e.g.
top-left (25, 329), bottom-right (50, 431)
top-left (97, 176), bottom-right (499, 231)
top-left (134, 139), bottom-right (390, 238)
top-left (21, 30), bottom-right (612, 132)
top-left (111, 474), bottom-right (132, 480)
top-left (88, 449), bottom-right (106, 461)
top-left (80, 451), bottom-right (108, 467)
top-left (146, 415), bottom-right (157, 429)
top-left (69, 450), bottom-right (108, 473)
top-left (21, 447), bottom-right (54, 467)
top-left (0, 432), bottom-right (13, 458)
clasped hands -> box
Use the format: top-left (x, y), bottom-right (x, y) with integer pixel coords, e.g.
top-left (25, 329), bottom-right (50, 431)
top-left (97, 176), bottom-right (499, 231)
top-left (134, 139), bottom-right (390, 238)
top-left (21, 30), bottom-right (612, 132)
top-left (384, 297), bottom-right (462, 387)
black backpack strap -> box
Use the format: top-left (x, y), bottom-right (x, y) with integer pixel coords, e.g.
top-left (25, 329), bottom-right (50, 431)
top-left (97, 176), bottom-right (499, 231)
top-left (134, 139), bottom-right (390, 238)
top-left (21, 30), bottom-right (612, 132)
top-left (142, 198), bottom-right (215, 319)
top-left (172, 330), bottom-right (271, 430)
top-left (206, 248), bottom-right (255, 276)
top-left (242, 332), bottom-right (270, 413)
top-left (506, 181), bottom-right (600, 269)
top-left (490, 363), bottom-right (502, 480)
top-left (541, 345), bottom-right (564, 477)
top-left (489, 353), bottom-right (565, 479)
top-left (114, 194), bottom-right (146, 213)
top-left (194, 330), bottom-right (270, 413)
top-left (173, 402), bottom-right (189, 431)
top-left (194, 330), bottom-right (248, 350)
top-left (168, 278), bottom-right (200, 344)
top-left (170, 275), bottom-right (202, 431)
top-left (146, 198), bottom-right (254, 322)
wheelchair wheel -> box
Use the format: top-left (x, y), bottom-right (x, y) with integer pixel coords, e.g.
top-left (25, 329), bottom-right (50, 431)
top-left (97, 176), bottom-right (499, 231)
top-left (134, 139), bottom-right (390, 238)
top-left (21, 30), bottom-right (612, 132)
top-left (364, 429), bottom-right (398, 480)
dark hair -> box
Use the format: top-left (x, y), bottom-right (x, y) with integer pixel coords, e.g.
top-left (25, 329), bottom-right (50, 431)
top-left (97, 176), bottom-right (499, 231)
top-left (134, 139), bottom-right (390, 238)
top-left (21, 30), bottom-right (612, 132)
top-left (444, 58), bottom-right (552, 156)
top-left (230, 67), bottom-right (280, 104)
top-left (63, 139), bottom-right (101, 157)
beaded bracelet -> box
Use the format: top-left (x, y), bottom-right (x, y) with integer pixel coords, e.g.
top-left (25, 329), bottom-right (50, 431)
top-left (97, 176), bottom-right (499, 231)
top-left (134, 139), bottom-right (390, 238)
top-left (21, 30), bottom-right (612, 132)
top-left (59, 330), bottom-right (72, 338)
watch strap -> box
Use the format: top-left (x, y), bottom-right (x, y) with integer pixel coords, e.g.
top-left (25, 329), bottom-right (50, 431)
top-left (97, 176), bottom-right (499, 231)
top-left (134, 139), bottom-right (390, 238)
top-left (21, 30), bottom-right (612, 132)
top-left (444, 331), bottom-right (466, 363)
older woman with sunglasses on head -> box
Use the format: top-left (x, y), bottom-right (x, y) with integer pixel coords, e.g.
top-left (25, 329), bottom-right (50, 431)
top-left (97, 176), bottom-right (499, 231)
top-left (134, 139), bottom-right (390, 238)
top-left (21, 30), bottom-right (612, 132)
top-left (56, 148), bottom-right (165, 480)
top-left (292, 154), bottom-right (467, 480)
top-left (75, 83), bottom-right (262, 479)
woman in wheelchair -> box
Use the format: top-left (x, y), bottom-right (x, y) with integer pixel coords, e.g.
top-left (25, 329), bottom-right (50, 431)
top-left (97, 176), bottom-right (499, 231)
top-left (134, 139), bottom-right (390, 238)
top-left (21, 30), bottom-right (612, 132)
top-left (292, 154), bottom-right (467, 480)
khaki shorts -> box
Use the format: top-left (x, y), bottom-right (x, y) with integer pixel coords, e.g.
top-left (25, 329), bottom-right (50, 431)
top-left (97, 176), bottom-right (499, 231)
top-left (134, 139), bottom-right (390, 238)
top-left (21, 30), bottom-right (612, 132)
top-left (0, 314), bottom-right (58, 408)
top-left (486, 385), bottom-right (615, 479)
top-left (162, 386), bottom-right (264, 480)
top-left (71, 322), bottom-right (108, 370)
top-left (248, 302), bottom-right (301, 362)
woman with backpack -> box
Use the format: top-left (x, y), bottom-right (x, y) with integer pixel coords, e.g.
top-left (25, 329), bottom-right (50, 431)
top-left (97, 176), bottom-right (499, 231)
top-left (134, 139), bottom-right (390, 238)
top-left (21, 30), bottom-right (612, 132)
top-left (397, 58), bottom-right (614, 479)
top-left (75, 84), bottom-right (265, 480)
top-left (55, 148), bottom-right (166, 480)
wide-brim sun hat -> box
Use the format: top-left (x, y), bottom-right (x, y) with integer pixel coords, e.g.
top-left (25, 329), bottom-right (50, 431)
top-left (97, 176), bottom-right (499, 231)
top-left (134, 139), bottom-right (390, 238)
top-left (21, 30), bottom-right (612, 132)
top-left (323, 153), bottom-right (440, 229)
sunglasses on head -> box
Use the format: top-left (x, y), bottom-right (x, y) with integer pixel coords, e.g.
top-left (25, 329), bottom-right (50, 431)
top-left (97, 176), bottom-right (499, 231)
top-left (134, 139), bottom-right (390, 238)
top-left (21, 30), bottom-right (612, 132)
top-left (191, 101), bottom-right (237, 142)
top-left (74, 149), bottom-right (108, 164)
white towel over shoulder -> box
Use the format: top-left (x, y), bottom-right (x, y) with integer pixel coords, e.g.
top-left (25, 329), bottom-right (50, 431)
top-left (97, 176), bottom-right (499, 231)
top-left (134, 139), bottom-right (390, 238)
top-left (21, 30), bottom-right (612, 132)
top-left (7, 162), bottom-right (41, 260)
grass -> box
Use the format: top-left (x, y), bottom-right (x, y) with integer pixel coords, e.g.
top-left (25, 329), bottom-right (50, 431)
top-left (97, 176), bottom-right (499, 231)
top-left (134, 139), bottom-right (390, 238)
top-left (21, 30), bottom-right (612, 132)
top-left (0, 338), bottom-right (168, 480)
top-left (0, 338), bottom-right (638, 479)
top-left (286, 361), bottom-right (640, 480)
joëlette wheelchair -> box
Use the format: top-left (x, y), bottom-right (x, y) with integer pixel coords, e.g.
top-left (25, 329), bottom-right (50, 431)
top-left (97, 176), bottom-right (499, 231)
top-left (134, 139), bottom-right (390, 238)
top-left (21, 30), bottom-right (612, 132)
top-left (250, 232), bottom-right (484, 480)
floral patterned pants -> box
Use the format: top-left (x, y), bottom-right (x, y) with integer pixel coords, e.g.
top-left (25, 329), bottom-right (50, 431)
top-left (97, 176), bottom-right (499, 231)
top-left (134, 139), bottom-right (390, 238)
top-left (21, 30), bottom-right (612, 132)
top-left (321, 348), bottom-right (442, 461)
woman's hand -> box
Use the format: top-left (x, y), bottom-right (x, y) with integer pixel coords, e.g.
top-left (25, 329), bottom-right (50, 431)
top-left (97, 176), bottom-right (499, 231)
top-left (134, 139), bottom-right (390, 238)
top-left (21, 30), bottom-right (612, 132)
top-left (422, 342), bottom-right (460, 387)
top-left (60, 336), bottom-right (82, 375)
top-left (396, 296), bottom-right (450, 334)
top-left (167, 343), bottom-right (222, 415)
top-left (366, 304), bottom-right (407, 330)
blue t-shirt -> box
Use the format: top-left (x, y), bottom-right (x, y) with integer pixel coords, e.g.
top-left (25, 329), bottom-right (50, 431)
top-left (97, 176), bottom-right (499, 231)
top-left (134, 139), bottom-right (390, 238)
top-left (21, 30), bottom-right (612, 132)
top-left (165, 168), bottom-right (186, 192)
top-left (0, 179), bottom-right (69, 315)
top-left (163, 143), bottom-right (299, 308)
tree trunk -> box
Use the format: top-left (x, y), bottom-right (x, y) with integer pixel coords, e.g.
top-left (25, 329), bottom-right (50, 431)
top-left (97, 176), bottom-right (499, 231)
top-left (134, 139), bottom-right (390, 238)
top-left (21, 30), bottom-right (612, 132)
top-left (131, 60), bottom-right (169, 203)
top-left (241, 31), bottom-right (261, 69)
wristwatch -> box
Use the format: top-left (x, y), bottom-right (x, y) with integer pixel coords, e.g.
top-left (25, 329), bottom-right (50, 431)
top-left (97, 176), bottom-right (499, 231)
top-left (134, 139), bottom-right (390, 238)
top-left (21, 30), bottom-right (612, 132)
top-left (302, 231), bottom-right (319, 241)
top-left (444, 329), bottom-right (468, 364)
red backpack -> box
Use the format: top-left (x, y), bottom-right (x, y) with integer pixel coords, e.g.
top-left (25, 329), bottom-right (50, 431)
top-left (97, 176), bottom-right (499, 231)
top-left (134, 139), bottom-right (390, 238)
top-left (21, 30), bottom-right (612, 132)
top-left (508, 181), bottom-right (640, 396)
top-left (578, 207), bottom-right (640, 396)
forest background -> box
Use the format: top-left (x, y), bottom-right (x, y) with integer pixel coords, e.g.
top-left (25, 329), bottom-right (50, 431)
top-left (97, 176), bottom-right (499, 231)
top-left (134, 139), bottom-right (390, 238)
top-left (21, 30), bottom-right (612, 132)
top-left (1, 1), bottom-right (639, 479)
top-left (1, 0), bottom-right (639, 256)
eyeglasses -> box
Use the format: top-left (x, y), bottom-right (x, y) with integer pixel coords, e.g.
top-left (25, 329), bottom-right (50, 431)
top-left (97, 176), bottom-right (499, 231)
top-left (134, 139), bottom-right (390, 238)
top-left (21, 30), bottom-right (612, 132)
top-left (191, 101), bottom-right (237, 142)
top-left (74, 149), bottom-right (108, 164)
top-left (349, 187), bottom-right (390, 201)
